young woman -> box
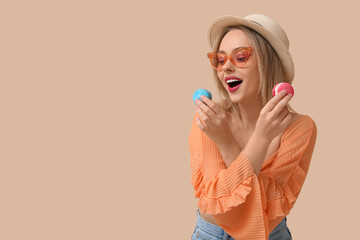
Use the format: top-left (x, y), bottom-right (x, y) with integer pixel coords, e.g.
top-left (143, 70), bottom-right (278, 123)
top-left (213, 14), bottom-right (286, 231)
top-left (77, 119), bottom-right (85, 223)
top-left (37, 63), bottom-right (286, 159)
top-left (189, 14), bottom-right (317, 240)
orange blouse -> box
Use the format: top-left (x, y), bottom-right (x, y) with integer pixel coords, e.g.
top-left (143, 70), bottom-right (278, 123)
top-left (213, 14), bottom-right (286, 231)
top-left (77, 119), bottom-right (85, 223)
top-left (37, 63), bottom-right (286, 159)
top-left (188, 112), bottom-right (317, 240)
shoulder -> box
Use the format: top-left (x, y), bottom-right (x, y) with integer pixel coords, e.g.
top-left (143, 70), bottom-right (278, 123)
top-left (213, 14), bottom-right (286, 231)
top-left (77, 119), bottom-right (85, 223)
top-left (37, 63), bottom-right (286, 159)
top-left (290, 112), bottom-right (316, 127)
top-left (282, 112), bottom-right (317, 140)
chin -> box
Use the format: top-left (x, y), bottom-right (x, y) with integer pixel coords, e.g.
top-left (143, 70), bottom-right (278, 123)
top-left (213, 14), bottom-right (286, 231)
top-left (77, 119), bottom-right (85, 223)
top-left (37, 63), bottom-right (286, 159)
top-left (229, 95), bottom-right (242, 104)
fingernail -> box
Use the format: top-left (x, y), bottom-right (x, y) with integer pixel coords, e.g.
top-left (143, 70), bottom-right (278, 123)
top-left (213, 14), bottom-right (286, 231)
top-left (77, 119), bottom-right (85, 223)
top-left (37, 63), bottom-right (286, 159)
top-left (200, 96), bottom-right (204, 100)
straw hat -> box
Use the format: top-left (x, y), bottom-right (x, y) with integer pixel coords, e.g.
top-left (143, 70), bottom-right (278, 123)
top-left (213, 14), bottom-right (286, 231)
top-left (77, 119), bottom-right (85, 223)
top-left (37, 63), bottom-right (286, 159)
top-left (208, 14), bottom-right (295, 82)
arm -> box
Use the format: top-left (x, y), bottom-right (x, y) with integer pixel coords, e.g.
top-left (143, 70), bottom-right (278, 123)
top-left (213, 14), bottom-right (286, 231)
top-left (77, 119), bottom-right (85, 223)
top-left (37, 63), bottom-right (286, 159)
top-left (243, 131), bottom-right (272, 176)
top-left (188, 111), bottom-right (254, 212)
top-left (216, 138), bottom-right (242, 168)
top-left (189, 113), bottom-right (268, 239)
top-left (261, 117), bottom-right (317, 222)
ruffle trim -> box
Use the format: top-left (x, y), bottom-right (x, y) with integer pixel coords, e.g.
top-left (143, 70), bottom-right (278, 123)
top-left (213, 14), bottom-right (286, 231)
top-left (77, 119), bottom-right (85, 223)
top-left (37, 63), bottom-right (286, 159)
top-left (266, 165), bottom-right (306, 220)
top-left (190, 158), bottom-right (205, 198)
top-left (196, 176), bottom-right (253, 215)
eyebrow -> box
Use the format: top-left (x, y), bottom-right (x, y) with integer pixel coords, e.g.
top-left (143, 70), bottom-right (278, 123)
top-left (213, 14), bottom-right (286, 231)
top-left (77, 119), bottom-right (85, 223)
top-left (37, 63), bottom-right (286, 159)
top-left (218, 47), bottom-right (246, 54)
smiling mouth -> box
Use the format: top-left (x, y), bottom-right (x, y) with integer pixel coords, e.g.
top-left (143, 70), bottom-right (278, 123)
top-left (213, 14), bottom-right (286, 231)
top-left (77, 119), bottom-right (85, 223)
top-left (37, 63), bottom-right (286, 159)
top-left (226, 79), bottom-right (243, 88)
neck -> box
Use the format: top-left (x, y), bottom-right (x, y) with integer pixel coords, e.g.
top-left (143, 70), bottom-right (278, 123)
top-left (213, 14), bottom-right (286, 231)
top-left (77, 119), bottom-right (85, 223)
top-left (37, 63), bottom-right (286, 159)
top-left (235, 95), bottom-right (263, 131)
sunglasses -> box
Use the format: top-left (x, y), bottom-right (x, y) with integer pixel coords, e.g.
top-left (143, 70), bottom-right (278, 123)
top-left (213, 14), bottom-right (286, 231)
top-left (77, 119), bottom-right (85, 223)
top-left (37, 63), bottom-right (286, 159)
top-left (207, 47), bottom-right (253, 71)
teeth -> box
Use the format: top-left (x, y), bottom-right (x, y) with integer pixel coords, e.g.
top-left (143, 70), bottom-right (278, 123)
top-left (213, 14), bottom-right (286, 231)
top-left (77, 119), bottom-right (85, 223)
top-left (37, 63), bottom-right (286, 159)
top-left (226, 79), bottom-right (242, 83)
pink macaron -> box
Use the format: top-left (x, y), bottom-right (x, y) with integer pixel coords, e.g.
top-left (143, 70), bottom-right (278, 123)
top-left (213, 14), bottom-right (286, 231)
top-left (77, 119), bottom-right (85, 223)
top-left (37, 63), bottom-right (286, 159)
top-left (272, 83), bottom-right (294, 97)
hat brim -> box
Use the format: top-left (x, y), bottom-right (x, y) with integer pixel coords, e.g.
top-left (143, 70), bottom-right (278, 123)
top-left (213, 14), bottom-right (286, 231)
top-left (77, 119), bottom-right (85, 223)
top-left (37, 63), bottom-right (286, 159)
top-left (208, 16), bottom-right (294, 81)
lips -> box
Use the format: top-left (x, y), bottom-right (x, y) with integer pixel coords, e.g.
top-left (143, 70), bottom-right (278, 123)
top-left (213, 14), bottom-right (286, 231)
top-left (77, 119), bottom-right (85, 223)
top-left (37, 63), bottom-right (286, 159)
top-left (225, 76), bottom-right (243, 92)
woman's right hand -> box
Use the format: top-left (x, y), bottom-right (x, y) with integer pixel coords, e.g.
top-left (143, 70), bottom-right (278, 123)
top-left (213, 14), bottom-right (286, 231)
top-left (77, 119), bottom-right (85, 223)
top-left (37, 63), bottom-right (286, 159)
top-left (254, 90), bottom-right (293, 141)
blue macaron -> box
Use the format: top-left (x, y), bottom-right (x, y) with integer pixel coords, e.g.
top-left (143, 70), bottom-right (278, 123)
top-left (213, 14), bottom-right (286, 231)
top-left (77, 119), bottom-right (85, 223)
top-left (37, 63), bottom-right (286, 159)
top-left (193, 89), bottom-right (212, 104)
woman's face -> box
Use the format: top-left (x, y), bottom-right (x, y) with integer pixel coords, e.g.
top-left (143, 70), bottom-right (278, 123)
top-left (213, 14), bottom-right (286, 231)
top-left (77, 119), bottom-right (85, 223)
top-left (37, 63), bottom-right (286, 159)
top-left (217, 29), bottom-right (260, 105)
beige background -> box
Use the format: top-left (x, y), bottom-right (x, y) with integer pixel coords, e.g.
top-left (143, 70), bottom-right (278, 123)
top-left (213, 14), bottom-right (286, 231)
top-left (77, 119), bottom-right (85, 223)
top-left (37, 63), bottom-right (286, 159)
top-left (1, 0), bottom-right (359, 239)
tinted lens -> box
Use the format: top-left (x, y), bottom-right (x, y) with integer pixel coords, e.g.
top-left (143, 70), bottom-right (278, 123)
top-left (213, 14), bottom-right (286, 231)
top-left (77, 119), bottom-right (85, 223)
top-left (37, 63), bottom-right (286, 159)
top-left (232, 49), bottom-right (249, 67)
top-left (210, 56), bottom-right (219, 68)
top-left (211, 54), bottom-right (226, 70)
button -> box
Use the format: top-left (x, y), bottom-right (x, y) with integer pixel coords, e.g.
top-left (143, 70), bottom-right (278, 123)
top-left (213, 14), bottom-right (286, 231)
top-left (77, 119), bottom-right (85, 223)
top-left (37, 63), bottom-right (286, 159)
top-left (196, 232), bottom-right (200, 237)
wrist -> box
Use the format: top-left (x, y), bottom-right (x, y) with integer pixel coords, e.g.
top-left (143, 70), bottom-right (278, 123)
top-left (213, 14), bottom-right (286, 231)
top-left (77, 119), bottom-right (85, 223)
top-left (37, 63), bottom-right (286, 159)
top-left (217, 140), bottom-right (241, 167)
top-left (244, 131), bottom-right (272, 175)
top-left (252, 128), bottom-right (273, 145)
top-left (217, 136), bottom-right (241, 153)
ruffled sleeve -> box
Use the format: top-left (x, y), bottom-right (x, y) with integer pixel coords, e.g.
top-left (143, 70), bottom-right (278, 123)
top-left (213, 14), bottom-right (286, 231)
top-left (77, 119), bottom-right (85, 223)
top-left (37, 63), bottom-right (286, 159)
top-left (188, 112), bottom-right (256, 215)
top-left (259, 116), bottom-right (317, 221)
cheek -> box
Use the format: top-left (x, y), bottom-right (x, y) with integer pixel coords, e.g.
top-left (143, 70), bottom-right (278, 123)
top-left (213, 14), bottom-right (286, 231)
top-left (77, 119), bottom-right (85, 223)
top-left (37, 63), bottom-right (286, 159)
top-left (217, 72), bottom-right (224, 84)
top-left (249, 65), bottom-right (260, 86)
top-left (251, 69), bottom-right (260, 83)
top-left (248, 56), bottom-right (259, 80)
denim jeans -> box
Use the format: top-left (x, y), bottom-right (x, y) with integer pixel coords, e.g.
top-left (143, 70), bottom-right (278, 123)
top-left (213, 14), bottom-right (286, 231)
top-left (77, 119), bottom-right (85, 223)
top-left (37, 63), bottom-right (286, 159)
top-left (191, 209), bottom-right (292, 240)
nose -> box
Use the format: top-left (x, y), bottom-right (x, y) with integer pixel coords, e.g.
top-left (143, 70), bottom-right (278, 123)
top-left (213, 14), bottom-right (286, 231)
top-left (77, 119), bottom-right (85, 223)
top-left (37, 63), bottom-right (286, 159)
top-left (222, 57), bottom-right (235, 73)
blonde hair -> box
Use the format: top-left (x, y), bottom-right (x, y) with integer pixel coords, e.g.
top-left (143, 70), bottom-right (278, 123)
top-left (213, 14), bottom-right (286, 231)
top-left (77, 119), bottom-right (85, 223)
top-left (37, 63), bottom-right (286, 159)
top-left (212, 25), bottom-right (294, 123)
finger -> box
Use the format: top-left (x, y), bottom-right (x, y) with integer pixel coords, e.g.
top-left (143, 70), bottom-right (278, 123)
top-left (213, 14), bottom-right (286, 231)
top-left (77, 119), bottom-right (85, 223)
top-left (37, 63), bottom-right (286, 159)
top-left (196, 117), bottom-right (206, 130)
top-left (271, 94), bottom-right (292, 116)
top-left (196, 105), bottom-right (211, 125)
top-left (196, 98), bottom-right (216, 118)
top-left (200, 96), bottom-right (219, 115)
top-left (280, 111), bottom-right (293, 128)
top-left (278, 107), bottom-right (289, 121)
top-left (262, 90), bottom-right (288, 113)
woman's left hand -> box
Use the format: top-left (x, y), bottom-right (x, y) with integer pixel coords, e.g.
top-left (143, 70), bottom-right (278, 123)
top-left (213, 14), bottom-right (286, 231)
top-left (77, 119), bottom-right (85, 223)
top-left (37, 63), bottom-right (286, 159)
top-left (195, 96), bottom-right (235, 148)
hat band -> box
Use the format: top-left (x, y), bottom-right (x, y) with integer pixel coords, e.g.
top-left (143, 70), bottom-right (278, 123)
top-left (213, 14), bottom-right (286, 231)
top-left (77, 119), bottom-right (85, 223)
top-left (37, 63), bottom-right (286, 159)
top-left (250, 20), bottom-right (262, 27)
